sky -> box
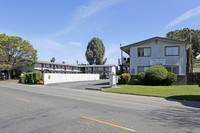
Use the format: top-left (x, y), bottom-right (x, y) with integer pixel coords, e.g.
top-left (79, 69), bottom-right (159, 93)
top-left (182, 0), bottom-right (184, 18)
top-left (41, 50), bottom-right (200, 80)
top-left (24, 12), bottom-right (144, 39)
top-left (1, 0), bottom-right (200, 65)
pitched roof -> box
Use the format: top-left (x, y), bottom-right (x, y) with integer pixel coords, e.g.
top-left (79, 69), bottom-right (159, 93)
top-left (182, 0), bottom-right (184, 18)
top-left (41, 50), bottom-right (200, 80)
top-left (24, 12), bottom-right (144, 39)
top-left (120, 36), bottom-right (193, 55)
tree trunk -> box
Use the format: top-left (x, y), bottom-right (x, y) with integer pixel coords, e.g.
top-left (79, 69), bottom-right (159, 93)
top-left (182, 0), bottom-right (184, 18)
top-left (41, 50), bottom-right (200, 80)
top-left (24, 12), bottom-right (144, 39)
top-left (8, 70), bottom-right (11, 80)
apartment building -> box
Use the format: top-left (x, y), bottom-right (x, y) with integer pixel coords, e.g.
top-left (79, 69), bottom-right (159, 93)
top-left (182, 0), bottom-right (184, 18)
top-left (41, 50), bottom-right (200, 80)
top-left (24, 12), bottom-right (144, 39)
top-left (20, 61), bottom-right (116, 78)
top-left (120, 37), bottom-right (193, 84)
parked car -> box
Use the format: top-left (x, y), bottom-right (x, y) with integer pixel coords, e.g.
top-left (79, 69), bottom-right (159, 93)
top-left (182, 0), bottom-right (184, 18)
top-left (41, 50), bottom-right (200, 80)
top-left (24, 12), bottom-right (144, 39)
top-left (100, 74), bottom-right (109, 79)
top-left (0, 72), bottom-right (6, 80)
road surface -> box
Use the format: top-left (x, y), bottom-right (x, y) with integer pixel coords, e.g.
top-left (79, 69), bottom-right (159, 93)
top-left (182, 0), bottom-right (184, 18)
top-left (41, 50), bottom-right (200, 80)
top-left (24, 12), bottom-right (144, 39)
top-left (0, 81), bottom-right (200, 133)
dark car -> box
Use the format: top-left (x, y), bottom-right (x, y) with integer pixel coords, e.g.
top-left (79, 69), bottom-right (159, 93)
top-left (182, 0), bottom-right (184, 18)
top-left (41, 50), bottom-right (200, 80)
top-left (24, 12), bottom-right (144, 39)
top-left (100, 74), bottom-right (109, 79)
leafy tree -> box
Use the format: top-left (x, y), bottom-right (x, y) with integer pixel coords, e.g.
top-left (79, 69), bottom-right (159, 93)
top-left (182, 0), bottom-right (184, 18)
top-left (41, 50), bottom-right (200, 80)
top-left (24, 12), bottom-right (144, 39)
top-left (85, 37), bottom-right (107, 65)
top-left (0, 34), bottom-right (37, 79)
top-left (166, 28), bottom-right (200, 57)
top-left (62, 61), bottom-right (65, 64)
top-left (50, 57), bottom-right (55, 63)
top-left (166, 28), bottom-right (200, 72)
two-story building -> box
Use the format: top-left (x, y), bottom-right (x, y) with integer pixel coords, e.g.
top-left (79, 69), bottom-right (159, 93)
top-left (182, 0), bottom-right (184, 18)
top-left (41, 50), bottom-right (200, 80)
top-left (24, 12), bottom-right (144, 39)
top-left (19, 61), bottom-right (116, 79)
top-left (120, 37), bottom-right (192, 84)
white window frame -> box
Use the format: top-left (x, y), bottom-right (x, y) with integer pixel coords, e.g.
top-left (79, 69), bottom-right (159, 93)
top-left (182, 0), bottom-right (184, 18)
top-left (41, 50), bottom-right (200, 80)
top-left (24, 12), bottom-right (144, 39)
top-left (165, 46), bottom-right (180, 56)
top-left (165, 66), bottom-right (179, 74)
top-left (138, 47), bottom-right (151, 57)
top-left (138, 66), bottom-right (150, 73)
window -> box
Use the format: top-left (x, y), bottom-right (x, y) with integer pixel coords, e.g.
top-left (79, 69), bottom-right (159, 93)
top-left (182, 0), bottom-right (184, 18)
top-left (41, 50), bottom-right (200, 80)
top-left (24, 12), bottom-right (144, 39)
top-left (138, 66), bottom-right (150, 73)
top-left (165, 46), bottom-right (179, 56)
top-left (138, 47), bottom-right (151, 57)
top-left (165, 66), bottom-right (179, 74)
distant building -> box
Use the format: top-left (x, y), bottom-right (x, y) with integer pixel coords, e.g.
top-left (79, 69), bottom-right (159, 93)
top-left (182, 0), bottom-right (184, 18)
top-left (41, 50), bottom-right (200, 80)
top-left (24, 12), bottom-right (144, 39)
top-left (193, 68), bottom-right (200, 73)
top-left (19, 61), bottom-right (116, 79)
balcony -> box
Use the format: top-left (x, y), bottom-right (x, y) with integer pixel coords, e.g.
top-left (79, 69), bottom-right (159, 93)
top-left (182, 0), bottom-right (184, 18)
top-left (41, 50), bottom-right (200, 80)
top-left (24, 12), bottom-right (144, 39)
top-left (119, 57), bottom-right (130, 66)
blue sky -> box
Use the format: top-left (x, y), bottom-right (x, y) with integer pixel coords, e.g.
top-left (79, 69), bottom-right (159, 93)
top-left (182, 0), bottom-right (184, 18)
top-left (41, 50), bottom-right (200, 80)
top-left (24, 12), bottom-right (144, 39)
top-left (1, 0), bottom-right (200, 65)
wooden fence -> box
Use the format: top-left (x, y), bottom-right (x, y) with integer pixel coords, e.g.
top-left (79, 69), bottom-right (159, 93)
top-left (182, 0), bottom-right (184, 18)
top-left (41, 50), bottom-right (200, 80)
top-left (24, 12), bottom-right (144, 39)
top-left (187, 73), bottom-right (200, 85)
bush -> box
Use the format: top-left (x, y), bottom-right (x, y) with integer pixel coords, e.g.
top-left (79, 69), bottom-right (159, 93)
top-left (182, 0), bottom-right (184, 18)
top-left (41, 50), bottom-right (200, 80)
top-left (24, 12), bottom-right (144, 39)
top-left (37, 80), bottom-right (44, 85)
top-left (23, 71), bottom-right (42, 84)
top-left (164, 72), bottom-right (177, 85)
top-left (133, 79), bottom-right (141, 85)
top-left (136, 72), bottom-right (146, 84)
top-left (146, 65), bottom-right (168, 85)
top-left (19, 76), bottom-right (25, 83)
top-left (122, 73), bottom-right (131, 84)
top-left (25, 73), bottom-right (31, 83)
top-left (117, 73), bottom-right (131, 84)
top-left (118, 76), bottom-right (123, 84)
top-left (33, 71), bottom-right (42, 83)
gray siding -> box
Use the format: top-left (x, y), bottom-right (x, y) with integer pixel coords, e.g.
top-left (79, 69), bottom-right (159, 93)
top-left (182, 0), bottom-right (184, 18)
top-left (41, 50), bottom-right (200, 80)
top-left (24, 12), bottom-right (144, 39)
top-left (130, 40), bottom-right (187, 75)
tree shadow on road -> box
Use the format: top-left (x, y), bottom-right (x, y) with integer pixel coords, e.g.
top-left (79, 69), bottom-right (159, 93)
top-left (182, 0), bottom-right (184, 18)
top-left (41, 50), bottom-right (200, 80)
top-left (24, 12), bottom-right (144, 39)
top-left (165, 95), bottom-right (200, 108)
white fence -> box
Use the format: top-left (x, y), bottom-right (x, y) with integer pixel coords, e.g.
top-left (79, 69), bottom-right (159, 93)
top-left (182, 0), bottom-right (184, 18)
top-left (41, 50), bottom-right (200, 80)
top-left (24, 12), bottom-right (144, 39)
top-left (43, 73), bottom-right (100, 85)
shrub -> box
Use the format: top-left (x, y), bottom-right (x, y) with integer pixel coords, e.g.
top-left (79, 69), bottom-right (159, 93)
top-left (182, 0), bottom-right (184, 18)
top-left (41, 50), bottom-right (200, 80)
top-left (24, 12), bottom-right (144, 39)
top-left (33, 71), bottom-right (42, 83)
top-left (26, 72), bottom-right (34, 84)
top-left (121, 73), bottom-right (131, 84)
top-left (25, 71), bottom-right (42, 84)
top-left (164, 72), bottom-right (177, 85)
top-left (146, 65), bottom-right (168, 85)
top-left (133, 79), bottom-right (141, 85)
top-left (117, 73), bottom-right (131, 84)
top-left (19, 76), bottom-right (25, 83)
top-left (25, 73), bottom-right (31, 83)
top-left (37, 80), bottom-right (44, 85)
top-left (118, 76), bottom-right (123, 84)
top-left (136, 72), bottom-right (146, 84)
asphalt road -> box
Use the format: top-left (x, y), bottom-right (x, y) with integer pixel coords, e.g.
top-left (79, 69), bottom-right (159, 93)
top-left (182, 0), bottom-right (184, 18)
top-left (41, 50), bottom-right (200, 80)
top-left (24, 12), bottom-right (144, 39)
top-left (0, 81), bottom-right (200, 133)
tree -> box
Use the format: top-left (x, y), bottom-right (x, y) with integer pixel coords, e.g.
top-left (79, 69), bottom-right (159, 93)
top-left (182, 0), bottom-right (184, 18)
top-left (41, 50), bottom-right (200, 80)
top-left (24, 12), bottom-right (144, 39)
top-left (62, 61), bottom-right (65, 64)
top-left (166, 28), bottom-right (200, 72)
top-left (0, 34), bottom-right (37, 79)
top-left (85, 37), bottom-right (107, 65)
top-left (166, 28), bottom-right (200, 57)
top-left (50, 57), bottom-right (55, 63)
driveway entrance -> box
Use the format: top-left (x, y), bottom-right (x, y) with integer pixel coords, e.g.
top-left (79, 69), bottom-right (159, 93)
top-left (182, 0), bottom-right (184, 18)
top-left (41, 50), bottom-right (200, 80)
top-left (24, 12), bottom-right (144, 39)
top-left (48, 79), bottom-right (110, 90)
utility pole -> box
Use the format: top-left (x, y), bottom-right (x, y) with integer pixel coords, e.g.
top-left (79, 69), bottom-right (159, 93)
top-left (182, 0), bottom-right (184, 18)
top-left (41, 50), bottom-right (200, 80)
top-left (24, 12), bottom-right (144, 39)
top-left (186, 34), bottom-right (192, 84)
top-left (120, 43), bottom-right (123, 74)
top-left (120, 43), bottom-right (123, 65)
top-left (189, 34), bottom-right (192, 73)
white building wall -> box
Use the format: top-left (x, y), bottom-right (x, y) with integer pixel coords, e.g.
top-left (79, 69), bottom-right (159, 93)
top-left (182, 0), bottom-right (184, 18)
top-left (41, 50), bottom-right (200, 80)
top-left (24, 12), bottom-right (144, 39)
top-left (43, 73), bottom-right (100, 85)
top-left (130, 40), bottom-right (186, 75)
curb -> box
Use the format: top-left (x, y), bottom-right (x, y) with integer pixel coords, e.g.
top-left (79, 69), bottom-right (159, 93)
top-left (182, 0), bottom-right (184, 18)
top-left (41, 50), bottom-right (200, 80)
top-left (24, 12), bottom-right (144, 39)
top-left (85, 88), bottom-right (103, 91)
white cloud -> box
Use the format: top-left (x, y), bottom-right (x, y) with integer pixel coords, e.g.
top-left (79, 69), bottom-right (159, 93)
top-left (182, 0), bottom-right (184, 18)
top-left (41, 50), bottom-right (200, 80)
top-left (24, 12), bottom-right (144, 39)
top-left (53, 0), bottom-right (122, 36)
top-left (166, 5), bottom-right (200, 28)
top-left (74, 0), bottom-right (121, 20)
top-left (68, 41), bottom-right (83, 46)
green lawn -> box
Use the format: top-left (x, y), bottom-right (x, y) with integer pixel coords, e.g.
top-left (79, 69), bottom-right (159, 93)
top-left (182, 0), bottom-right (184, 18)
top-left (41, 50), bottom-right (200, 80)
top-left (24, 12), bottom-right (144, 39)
top-left (103, 85), bottom-right (200, 101)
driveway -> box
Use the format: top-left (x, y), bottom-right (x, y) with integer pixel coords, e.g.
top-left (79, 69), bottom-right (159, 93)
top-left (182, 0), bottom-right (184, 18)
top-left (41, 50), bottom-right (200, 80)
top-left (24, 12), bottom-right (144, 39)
top-left (47, 79), bottom-right (110, 90)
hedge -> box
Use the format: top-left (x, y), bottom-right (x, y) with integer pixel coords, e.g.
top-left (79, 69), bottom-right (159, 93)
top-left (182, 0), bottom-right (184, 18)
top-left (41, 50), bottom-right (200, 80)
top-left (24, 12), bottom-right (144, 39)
top-left (19, 76), bottom-right (26, 83)
top-left (20, 71), bottom-right (42, 84)
top-left (33, 71), bottom-right (42, 83)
